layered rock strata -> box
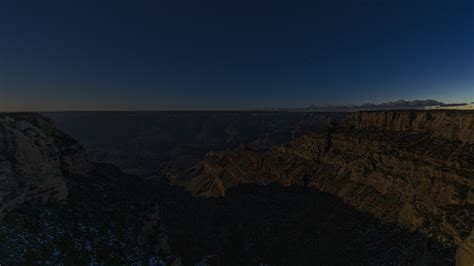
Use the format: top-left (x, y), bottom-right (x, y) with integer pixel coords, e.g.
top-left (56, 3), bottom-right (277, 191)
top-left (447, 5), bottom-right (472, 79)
top-left (166, 110), bottom-right (474, 264)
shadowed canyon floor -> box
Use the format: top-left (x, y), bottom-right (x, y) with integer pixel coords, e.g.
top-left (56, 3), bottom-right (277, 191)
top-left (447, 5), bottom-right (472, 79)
top-left (152, 181), bottom-right (455, 265)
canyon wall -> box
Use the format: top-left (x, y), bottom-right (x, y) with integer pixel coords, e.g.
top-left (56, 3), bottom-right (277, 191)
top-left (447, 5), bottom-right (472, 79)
top-left (345, 110), bottom-right (474, 143)
top-left (166, 110), bottom-right (474, 264)
top-left (0, 113), bottom-right (91, 216)
top-left (0, 113), bottom-right (179, 264)
top-left (47, 111), bottom-right (348, 177)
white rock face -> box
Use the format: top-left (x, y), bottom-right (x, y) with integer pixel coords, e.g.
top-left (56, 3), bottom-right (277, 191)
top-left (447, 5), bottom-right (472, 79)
top-left (0, 114), bottom-right (91, 216)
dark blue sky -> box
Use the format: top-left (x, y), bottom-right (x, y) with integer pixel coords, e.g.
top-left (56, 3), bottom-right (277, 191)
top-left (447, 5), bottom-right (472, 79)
top-left (1, 0), bottom-right (473, 110)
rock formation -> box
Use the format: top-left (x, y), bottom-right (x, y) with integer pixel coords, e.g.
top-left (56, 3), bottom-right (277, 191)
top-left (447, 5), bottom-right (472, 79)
top-left (0, 113), bottom-right (179, 265)
top-left (345, 110), bottom-right (474, 143)
top-left (166, 110), bottom-right (474, 264)
top-left (0, 113), bottom-right (91, 216)
top-left (47, 111), bottom-right (348, 177)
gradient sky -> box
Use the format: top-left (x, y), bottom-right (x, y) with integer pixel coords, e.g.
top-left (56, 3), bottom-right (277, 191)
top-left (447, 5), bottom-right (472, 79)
top-left (1, 0), bottom-right (473, 111)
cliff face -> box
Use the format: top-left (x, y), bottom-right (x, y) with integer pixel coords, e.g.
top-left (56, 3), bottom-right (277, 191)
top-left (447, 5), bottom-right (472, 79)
top-left (0, 113), bottom-right (179, 265)
top-left (0, 113), bottom-right (91, 215)
top-left (47, 111), bottom-right (348, 177)
top-left (166, 110), bottom-right (473, 263)
top-left (345, 110), bottom-right (474, 143)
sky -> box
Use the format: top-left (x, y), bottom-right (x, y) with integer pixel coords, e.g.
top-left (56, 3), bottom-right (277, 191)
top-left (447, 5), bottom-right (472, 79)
top-left (0, 0), bottom-right (473, 111)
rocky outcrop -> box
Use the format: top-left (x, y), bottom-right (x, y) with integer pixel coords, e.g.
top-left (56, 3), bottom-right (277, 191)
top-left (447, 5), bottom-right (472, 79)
top-left (166, 110), bottom-right (473, 264)
top-left (0, 113), bottom-right (91, 216)
top-left (0, 113), bottom-right (179, 265)
top-left (345, 110), bottom-right (474, 143)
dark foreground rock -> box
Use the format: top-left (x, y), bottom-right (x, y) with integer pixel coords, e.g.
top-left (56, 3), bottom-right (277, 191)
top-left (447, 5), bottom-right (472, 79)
top-left (0, 113), bottom-right (180, 265)
top-left (153, 181), bottom-right (455, 265)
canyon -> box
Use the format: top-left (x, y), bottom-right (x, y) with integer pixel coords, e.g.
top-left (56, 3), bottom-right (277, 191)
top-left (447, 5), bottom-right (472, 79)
top-left (47, 111), bottom-right (349, 178)
top-left (0, 110), bottom-right (472, 265)
top-left (165, 110), bottom-right (474, 265)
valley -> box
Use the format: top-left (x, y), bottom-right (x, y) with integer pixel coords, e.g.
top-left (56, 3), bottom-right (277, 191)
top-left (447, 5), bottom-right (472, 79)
top-left (0, 110), bottom-right (472, 265)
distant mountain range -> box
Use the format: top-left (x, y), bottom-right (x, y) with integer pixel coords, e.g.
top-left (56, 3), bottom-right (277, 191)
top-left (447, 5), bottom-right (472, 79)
top-left (280, 99), bottom-right (471, 112)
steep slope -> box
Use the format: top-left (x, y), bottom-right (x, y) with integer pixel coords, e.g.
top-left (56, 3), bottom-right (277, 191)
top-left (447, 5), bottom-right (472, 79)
top-left (0, 113), bottom-right (91, 216)
top-left (345, 110), bottom-right (474, 143)
top-left (47, 111), bottom-right (348, 177)
top-left (0, 113), bottom-right (179, 265)
top-left (165, 110), bottom-right (474, 264)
